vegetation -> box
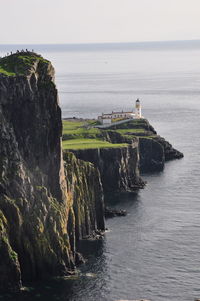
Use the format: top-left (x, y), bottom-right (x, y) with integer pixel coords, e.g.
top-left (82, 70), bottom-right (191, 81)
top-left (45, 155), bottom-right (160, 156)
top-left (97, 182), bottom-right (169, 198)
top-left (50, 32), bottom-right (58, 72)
top-left (63, 120), bottom-right (101, 140)
top-left (63, 138), bottom-right (128, 150)
top-left (115, 128), bottom-right (146, 134)
top-left (0, 52), bottom-right (49, 76)
top-left (106, 118), bottom-right (148, 130)
top-left (62, 118), bottom-right (155, 150)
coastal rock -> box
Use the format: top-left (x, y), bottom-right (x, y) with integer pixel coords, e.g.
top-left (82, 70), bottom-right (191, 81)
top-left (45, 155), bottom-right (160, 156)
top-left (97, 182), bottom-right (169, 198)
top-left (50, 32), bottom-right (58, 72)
top-left (0, 52), bottom-right (105, 292)
top-left (139, 137), bottom-right (165, 172)
top-left (139, 136), bottom-right (183, 172)
top-left (69, 144), bottom-right (145, 194)
top-left (102, 118), bottom-right (183, 173)
top-left (64, 151), bottom-right (105, 241)
top-left (153, 135), bottom-right (184, 161)
top-left (0, 54), bottom-right (73, 290)
top-left (105, 207), bottom-right (127, 218)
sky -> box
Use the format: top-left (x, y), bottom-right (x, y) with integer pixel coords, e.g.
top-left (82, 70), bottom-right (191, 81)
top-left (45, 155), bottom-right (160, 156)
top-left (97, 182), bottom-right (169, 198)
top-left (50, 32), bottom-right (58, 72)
top-left (1, 0), bottom-right (200, 44)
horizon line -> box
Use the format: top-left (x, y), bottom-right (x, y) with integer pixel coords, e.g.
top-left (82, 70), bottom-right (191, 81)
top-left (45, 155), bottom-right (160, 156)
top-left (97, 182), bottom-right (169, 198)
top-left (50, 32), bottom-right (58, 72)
top-left (1, 39), bottom-right (200, 46)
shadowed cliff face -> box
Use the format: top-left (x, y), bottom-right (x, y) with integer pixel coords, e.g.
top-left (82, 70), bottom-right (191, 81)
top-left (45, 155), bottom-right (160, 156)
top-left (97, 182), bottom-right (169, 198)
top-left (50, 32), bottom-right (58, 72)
top-left (139, 136), bottom-right (184, 173)
top-left (0, 55), bottom-right (72, 290)
top-left (64, 152), bottom-right (105, 242)
top-left (0, 53), bottom-right (105, 292)
top-left (69, 143), bottom-right (145, 194)
top-left (0, 56), bottom-right (65, 201)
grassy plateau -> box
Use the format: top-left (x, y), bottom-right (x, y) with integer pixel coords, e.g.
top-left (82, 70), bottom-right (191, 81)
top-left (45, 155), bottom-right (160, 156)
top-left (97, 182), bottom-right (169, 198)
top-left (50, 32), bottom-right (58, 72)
top-left (62, 118), bottom-right (154, 150)
top-left (0, 52), bottom-right (49, 76)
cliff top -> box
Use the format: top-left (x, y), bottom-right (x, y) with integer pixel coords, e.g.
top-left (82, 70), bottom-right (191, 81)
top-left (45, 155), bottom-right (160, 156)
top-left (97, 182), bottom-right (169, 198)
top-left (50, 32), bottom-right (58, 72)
top-left (62, 118), bottom-right (156, 150)
top-left (0, 51), bottom-right (49, 76)
top-left (62, 119), bottom-right (128, 150)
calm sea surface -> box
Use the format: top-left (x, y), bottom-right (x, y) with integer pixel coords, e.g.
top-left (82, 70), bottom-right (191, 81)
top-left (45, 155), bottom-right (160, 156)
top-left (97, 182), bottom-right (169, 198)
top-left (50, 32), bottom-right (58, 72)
top-left (1, 41), bottom-right (200, 301)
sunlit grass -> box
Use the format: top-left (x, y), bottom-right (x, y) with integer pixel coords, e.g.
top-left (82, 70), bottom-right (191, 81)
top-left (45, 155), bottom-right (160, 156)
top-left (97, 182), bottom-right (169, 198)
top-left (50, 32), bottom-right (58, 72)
top-left (115, 128), bottom-right (146, 134)
top-left (62, 139), bottom-right (128, 150)
top-left (0, 53), bottom-right (49, 76)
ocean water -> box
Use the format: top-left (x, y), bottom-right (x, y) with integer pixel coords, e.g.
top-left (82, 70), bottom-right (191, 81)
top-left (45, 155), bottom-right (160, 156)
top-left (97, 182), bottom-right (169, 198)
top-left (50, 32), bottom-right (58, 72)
top-left (1, 41), bottom-right (200, 301)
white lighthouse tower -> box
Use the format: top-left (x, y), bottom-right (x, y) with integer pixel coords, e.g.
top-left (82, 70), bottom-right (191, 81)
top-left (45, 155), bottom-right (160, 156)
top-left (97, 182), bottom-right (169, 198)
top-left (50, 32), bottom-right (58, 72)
top-left (135, 98), bottom-right (141, 118)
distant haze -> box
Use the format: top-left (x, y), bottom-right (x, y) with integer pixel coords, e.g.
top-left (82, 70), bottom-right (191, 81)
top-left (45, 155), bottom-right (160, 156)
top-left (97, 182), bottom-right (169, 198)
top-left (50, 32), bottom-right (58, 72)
top-left (1, 0), bottom-right (200, 44)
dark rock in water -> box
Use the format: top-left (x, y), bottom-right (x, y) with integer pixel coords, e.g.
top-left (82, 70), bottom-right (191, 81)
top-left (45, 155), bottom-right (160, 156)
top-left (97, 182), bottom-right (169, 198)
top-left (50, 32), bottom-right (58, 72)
top-left (139, 135), bottom-right (184, 173)
top-left (105, 207), bottom-right (127, 218)
top-left (137, 120), bottom-right (183, 173)
top-left (139, 137), bottom-right (165, 172)
top-left (154, 136), bottom-right (184, 161)
top-left (75, 252), bottom-right (85, 265)
top-left (81, 229), bottom-right (105, 240)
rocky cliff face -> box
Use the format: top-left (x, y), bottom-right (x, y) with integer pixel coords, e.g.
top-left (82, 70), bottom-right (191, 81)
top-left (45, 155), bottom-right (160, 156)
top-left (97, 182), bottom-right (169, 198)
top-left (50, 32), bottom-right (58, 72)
top-left (64, 152), bottom-right (105, 242)
top-left (0, 52), bottom-right (105, 292)
top-left (69, 142), bottom-right (145, 194)
top-left (139, 136), bottom-right (183, 173)
top-left (92, 118), bottom-right (183, 174)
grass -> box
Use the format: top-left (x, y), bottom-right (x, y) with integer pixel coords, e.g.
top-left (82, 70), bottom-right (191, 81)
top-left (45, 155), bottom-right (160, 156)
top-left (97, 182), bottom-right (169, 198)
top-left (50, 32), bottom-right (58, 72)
top-left (62, 139), bottom-right (128, 150)
top-left (62, 120), bottom-right (101, 140)
top-left (0, 52), bottom-right (49, 76)
top-left (63, 120), bottom-right (100, 135)
top-left (62, 119), bottom-right (154, 150)
top-left (106, 118), bottom-right (148, 130)
top-left (115, 128), bottom-right (146, 134)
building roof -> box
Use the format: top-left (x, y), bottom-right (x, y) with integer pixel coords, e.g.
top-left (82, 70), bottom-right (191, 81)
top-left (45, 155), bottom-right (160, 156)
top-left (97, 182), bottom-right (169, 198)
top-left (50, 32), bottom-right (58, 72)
top-left (102, 111), bottom-right (134, 116)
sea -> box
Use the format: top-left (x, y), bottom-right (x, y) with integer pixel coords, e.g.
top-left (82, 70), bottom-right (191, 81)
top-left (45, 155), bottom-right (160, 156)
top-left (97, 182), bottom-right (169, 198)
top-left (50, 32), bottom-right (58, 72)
top-left (0, 40), bottom-right (200, 301)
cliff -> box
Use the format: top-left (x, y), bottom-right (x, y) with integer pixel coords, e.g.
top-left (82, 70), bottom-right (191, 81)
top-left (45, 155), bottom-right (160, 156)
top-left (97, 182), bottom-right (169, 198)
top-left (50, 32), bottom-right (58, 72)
top-left (62, 118), bottom-right (183, 190)
top-left (0, 52), bottom-right (105, 292)
top-left (0, 52), bottom-right (183, 293)
top-left (69, 143), bottom-right (145, 194)
top-left (64, 152), bottom-right (105, 242)
top-left (92, 118), bottom-right (183, 173)
top-left (138, 125), bottom-right (183, 172)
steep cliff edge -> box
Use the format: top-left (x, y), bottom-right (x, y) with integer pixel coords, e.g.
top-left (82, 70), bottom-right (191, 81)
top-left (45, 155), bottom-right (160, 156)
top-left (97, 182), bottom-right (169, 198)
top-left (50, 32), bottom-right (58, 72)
top-left (137, 121), bottom-right (183, 172)
top-left (62, 118), bottom-right (183, 190)
top-left (69, 143), bottom-right (145, 194)
top-left (0, 52), bottom-right (105, 292)
top-left (64, 152), bottom-right (105, 242)
top-left (92, 118), bottom-right (183, 173)
top-left (139, 136), bottom-right (183, 172)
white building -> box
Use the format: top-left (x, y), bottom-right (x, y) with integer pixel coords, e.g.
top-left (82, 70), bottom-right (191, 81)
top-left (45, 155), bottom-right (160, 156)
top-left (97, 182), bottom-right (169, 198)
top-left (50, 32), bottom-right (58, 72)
top-left (98, 99), bottom-right (142, 125)
top-left (135, 98), bottom-right (142, 118)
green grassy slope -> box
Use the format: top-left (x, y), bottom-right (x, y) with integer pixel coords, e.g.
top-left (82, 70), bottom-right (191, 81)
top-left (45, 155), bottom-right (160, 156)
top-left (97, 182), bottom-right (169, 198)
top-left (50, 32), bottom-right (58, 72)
top-left (62, 118), bottom-right (155, 150)
top-left (0, 52), bottom-right (49, 76)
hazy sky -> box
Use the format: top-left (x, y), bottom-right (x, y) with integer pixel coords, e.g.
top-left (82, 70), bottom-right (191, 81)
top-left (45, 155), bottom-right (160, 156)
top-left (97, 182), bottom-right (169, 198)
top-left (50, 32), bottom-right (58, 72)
top-left (1, 0), bottom-right (200, 44)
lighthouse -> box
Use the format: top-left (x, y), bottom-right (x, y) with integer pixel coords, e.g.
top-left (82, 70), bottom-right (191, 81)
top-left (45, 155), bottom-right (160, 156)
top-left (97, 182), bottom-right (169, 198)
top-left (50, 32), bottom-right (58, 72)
top-left (135, 98), bottom-right (141, 118)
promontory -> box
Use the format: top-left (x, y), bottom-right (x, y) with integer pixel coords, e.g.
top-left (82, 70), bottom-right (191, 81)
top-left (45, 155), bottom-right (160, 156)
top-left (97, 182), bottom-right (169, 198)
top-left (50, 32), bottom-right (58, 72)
top-left (0, 52), bottom-right (183, 292)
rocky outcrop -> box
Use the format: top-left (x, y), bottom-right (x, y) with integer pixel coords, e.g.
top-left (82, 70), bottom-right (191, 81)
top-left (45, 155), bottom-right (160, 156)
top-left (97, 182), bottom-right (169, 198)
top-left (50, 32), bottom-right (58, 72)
top-left (153, 136), bottom-right (184, 161)
top-left (139, 138), bottom-right (165, 172)
top-left (68, 143), bottom-right (145, 194)
top-left (105, 207), bottom-right (127, 218)
top-left (139, 136), bottom-right (183, 172)
top-left (64, 151), bottom-right (105, 242)
top-left (0, 52), bottom-right (105, 292)
top-left (95, 118), bottom-right (183, 173)
top-left (105, 118), bottom-right (183, 173)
